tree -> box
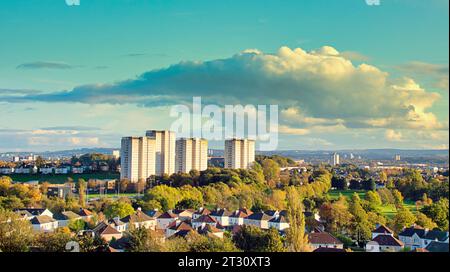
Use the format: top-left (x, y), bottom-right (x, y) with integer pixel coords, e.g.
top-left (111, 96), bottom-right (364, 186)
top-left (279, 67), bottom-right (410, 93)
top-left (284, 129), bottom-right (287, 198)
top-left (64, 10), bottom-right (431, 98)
top-left (415, 212), bottom-right (438, 230)
top-left (0, 176), bottom-right (13, 196)
top-left (391, 207), bottom-right (416, 233)
top-left (285, 187), bottom-right (311, 252)
top-left (77, 179), bottom-right (87, 208)
top-left (34, 231), bottom-right (72, 252)
top-left (233, 225), bottom-right (283, 252)
top-left (348, 193), bottom-right (372, 245)
top-left (104, 201), bottom-right (134, 219)
top-left (119, 179), bottom-right (130, 193)
top-left (421, 198), bottom-right (449, 231)
top-left (319, 197), bottom-right (353, 234)
top-left (126, 227), bottom-right (166, 252)
top-left (262, 159), bottom-right (280, 187)
top-left (0, 210), bottom-right (34, 252)
top-left (176, 198), bottom-right (202, 210)
top-left (365, 191), bottom-right (382, 210)
top-left (68, 219), bottom-right (86, 232)
top-left (392, 189), bottom-right (404, 210)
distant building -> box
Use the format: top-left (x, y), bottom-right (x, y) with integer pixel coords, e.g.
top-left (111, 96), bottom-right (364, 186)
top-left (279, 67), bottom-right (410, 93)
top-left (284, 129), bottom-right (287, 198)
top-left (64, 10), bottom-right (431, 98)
top-left (120, 136), bottom-right (156, 183)
top-left (394, 155), bottom-right (401, 161)
top-left (112, 150), bottom-right (120, 159)
top-left (47, 185), bottom-right (72, 199)
top-left (175, 138), bottom-right (208, 173)
top-left (145, 130), bottom-right (176, 176)
top-left (332, 153), bottom-right (340, 166)
top-left (224, 139), bottom-right (255, 169)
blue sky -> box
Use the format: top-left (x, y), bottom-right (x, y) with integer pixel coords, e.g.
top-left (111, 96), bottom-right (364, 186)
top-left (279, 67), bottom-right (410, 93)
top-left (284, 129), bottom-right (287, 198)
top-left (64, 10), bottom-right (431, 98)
top-left (0, 0), bottom-right (448, 152)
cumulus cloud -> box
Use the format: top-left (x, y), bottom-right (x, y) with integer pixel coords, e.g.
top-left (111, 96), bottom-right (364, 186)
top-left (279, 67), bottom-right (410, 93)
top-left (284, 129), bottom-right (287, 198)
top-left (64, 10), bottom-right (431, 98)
top-left (396, 61), bottom-right (449, 91)
top-left (16, 61), bottom-right (76, 70)
top-left (385, 129), bottom-right (403, 142)
top-left (2, 46), bottom-right (445, 134)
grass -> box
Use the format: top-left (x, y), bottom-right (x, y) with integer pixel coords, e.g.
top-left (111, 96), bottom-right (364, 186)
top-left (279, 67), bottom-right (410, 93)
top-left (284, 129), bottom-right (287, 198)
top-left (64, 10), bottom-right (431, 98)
top-left (328, 189), bottom-right (417, 219)
top-left (87, 193), bottom-right (139, 200)
top-left (328, 189), bottom-right (367, 201)
top-left (4, 172), bottom-right (119, 184)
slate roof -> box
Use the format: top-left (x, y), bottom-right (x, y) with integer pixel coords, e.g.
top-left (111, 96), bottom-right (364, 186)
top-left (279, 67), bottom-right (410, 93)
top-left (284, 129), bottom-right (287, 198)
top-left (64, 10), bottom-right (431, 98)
top-left (246, 212), bottom-right (272, 221)
top-left (423, 230), bottom-right (449, 242)
top-left (158, 211), bottom-right (178, 219)
top-left (210, 208), bottom-right (231, 217)
top-left (192, 214), bottom-right (217, 223)
top-left (53, 211), bottom-right (81, 221)
top-left (15, 208), bottom-right (48, 216)
top-left (30, 215), bottom-right (55, 225)
top-left (121, 210), bottom-right (154, 223)
top-left (269, 215), bottom-right (289, 223)
top-left (167, 221), bottom-right (193, 231)
top-left (425, 241), bottom-right (449, 252)
top-left (399, 226), bottom-right (427, 238)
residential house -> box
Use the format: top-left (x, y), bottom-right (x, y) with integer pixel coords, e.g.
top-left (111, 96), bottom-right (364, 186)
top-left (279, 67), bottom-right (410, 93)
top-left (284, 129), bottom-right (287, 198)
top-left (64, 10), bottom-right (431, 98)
top-left (15, 208), bottom-right (53, 219)
top-left (172, 209), bottom-right (194, 222)
top-left (78, 208), bottom-right (94, 221)
top-left (191, 214), bottom-right (219, 230)
top-left (229, 209), bottom-right (252, 226)
top-left (268, 215), bottom-right (290, 231)
top-left (313, 247), bottom-right (347, 253)
top-left (30, 215), bottom-right (58, 232)
top-left (53, 211), bottom-right (82, 227)
top-left (120, 209), bottom-right (156, 230)
top-left (397, 226), bottom-right (448, 250)
top-left (371, 224), bottom-right (394, 239)
top-left (192, 207), bottom-right (211, 220)
top-left (398, 226), bottom-right (427, 249)
top-left (209, 208), bottom-right (231, 227)
top-left (308, 232), bottom-right (344, 250)
top-left (157, 211), bottom-right (178, 229)
top-left (93, 221), bottom-right (123, 242)
top-left (165, 221), bottom-right (193, 238)
top-left (421, 230), bottom-right (449, 248)
top-left (108, 217), bottom-right (127, 232)
top-left (40, 167), bottom-right (54, 175)
top-left (366, 235), bottom-right (404, 252)
top-left (47, 185), bottom-right (72, 199)
top-left (244, 212), bottom-right (272, 229)
top-left (197, 224), bottom-right (225, 239)
top-left (425, 241), bottom-right (449, 252)
top-left (0, 167), bottom-right (14, 174)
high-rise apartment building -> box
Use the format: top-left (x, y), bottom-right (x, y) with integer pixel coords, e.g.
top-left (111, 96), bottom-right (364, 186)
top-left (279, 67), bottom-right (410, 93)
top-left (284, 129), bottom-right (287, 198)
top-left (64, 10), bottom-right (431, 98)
top-left (120, 137), bottom-right (156, 182)
top-left (332, 153), bottom-right (340, 166)
top-left (145, 130), bottom-right (176, 176)
top-left (224, 139), bottom-right (255, 169)
top-left (175, 138), bottom-right (208, 173)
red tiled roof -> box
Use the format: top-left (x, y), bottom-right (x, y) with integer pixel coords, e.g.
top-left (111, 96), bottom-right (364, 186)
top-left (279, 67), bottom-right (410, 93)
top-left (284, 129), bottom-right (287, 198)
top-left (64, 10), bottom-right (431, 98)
top-left (308, 232), bottom-right (343, 245)
top-left (372, 234), bottom-right (404, 247)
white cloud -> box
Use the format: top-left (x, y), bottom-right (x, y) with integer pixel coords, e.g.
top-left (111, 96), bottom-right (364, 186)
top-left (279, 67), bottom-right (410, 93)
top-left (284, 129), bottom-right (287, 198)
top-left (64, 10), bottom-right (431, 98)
top-left (385, 129), bottom-right (403, 141)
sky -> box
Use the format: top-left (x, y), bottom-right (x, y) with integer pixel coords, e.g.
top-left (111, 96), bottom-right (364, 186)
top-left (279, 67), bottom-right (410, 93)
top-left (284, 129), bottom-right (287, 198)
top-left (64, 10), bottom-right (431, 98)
top-left (0, 0), bottom-right (448, 152)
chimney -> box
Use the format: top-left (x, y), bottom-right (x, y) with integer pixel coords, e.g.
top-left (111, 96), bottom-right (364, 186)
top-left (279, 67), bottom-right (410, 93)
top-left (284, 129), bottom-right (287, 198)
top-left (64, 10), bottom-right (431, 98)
top-left (137, 207), bottom-right (142, 211)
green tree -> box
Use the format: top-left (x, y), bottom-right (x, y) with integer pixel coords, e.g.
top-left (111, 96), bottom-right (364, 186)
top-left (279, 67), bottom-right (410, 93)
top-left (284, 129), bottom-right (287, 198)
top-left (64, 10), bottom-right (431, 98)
top-left (421, 198), bottom-right (449, 230)
top-left (34, 231), bottom-right (72, 252)
top-left (104, 201), bottom-right (135, 219)
top-left (391, 207), bottom-right (416, 233)
top-left (77, 179), bottom-right (87, 208)
top-left (415, 212), bottom-right (438, 230)
top-left (68, 219), bottom-right (86, 232)
top-left (285, 187), bottom-right (311, 252)
top-left (348, 193), bottom-right (372, 244)
top-left (262, 159), bottom-right (280, 187)
top-left (0, 210), bottom-right (34, 252)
